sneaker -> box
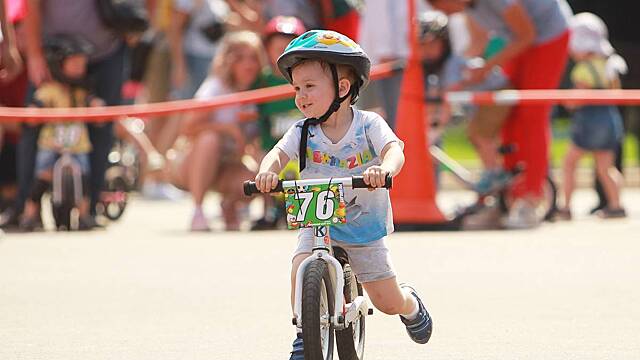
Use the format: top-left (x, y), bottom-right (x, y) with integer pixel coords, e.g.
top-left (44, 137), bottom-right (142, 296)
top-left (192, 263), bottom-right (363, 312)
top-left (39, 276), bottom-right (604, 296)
top-left (19, 215), bottom-right (44, 232)
top-left (597, 207), bottom-right (627, 219)
top-left (289, 333), bottom-right (304, 360)
top-left (474, 169), bottom-right (510, 195)
top-left (190, 209), bottom-right (210, 232)
top-left (399, 284), bottom-right (433, 344)
top-left (503, 199), bottom-right (540, 229)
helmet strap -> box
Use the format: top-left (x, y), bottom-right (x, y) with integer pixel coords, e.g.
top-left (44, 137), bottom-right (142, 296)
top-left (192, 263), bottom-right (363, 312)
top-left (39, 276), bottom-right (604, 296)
top-left (298, 64), bottom-right (352, 171)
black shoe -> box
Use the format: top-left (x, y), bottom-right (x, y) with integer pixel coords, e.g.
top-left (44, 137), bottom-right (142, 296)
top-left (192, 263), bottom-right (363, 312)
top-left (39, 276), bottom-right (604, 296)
top-left (399, 284), bottom-right (433, 344)
top-left (589, 203), bottom-right (606, 215)
top-left (289, 333), bottom-right (304, 360)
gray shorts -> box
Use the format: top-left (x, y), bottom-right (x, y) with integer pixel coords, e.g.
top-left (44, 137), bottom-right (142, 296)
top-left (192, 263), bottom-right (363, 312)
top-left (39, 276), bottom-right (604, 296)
top-left (293, 230), bottom-right (396, 283)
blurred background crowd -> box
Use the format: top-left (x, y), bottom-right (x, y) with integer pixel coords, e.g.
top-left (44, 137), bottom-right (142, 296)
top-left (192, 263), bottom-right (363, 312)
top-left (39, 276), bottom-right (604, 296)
top-left (0, 0), bottom-right (638, 233)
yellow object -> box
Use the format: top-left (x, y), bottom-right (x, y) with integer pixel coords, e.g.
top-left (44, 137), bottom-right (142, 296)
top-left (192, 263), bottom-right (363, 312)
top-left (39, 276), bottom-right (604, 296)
top-left (35, 83), bottom-right (92, 154)
top-left (571, 58), bottom-right (612, 89)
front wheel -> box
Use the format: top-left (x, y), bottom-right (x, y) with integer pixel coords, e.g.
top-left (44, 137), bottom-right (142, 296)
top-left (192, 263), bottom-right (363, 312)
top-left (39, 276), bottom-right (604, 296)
top-left (302, 259), bottom-right (335, 360)
top-left (335, 263), bottom-right (366, 360)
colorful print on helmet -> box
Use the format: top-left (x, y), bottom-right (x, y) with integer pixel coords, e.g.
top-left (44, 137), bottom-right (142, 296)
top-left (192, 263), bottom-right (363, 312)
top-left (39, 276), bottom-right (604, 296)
top-left (276, 30), bottom-right (371, 89)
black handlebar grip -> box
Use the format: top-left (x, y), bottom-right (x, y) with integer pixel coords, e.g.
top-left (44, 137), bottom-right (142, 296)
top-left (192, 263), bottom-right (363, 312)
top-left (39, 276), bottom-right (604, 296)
top-left (243, 180), bottom-right (284, 196)
top-left (351, 174), bottom-right (393, 189)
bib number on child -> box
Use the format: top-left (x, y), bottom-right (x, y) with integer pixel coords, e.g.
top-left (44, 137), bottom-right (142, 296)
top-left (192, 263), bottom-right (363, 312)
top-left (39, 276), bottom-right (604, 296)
top-left (284, 182), bottom-right (347, 229)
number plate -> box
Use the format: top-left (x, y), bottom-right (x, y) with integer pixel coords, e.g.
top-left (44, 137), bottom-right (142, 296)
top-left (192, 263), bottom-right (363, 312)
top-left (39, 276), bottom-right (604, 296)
top-left (284, 182), bottom-right (347, 229)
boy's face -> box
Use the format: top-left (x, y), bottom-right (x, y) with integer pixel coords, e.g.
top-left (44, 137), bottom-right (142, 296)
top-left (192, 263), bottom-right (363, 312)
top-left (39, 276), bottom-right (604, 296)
top-left (266, 34), bottom-right (295, 70)
top-left (291, 61), bottom-right (335, 119)
top-left (62, 54), bottom-right (88, 80)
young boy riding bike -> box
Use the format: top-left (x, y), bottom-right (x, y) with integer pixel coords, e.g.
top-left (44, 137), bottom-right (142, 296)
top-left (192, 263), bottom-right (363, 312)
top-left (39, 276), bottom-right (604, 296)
top-left (253, 30), bottom-right (432, 359)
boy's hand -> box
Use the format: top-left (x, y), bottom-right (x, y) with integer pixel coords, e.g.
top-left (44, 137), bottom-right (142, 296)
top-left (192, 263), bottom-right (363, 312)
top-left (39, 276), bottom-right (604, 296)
top-left (363, 166), bottom-right (389, 189)
top-left (255, 171), bottom-right (279, 193)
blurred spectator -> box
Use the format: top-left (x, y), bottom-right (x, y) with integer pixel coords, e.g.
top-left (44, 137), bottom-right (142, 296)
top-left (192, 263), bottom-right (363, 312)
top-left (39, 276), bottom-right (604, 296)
top-left (138, 0), bottom-right (182, 200)
top-left (557, 12), bottom-right (627, 220)
top-left (17, 0), bottom-right (128, 225)
top-left (168, 0), bottom-right (229, 101)
top-left (168, 31), bottom-right (264, 231)
top-left (262, 0), bottom-right (361, 40)
top-left (0, 0), bottom-right (28, 227)
top-left (418, 11), bottom-right (512, 195)
top-left (429, 0), bottom-right (572, 229)
top-left (357, 0), bottom-right (428, 127)
top-left (249, 16), bottom-right (306, 230)
top-left (20, 35), bottom-right (100, 231)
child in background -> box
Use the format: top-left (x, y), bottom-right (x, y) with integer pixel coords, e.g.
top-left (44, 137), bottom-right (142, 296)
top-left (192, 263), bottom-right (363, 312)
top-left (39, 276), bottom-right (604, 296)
top-left (250, 16), bottom-right (306, 230)
top-left (20, 35), bottom-right (102, 231)
top-left (558, 12), bottom-right (627, 219)
top-left (254, 30), bottom-right (432, 359)
top-left (168, 31), bottom-right (263, 231)
top-left (417, 10), bottom-right (512, 194)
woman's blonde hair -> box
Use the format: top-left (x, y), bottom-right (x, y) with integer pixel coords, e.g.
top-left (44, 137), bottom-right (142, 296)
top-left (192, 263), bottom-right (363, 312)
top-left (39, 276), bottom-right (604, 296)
top-left (212, 31), bottom-right (267, 89)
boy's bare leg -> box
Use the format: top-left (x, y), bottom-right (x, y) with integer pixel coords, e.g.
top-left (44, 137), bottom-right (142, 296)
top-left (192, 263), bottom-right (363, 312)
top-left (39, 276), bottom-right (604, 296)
top-left (593, 151), bottom-right (622, 210)
top-left (469, 133), bottom-right (501, 170)
top-left (562, 144), bottom-right (583, 208)
top-left (362, 277), bottom-right (417, 315)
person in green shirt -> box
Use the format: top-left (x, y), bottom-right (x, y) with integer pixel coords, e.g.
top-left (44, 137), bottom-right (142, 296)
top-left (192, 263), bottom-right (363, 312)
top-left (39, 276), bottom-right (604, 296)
top-left (250, 16), bottom-right (306, 230)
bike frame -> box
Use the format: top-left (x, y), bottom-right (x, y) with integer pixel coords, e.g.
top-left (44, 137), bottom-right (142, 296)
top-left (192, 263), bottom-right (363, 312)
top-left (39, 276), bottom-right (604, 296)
top-left (286, 178), bottom-right (370, 332)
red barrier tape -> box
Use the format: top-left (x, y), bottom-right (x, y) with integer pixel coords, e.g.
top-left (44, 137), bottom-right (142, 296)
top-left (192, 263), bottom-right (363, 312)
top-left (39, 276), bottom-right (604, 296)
top-left (0, 61), bottom-right (404, 123)
top-left (446, 89), bottom-right (640, 106)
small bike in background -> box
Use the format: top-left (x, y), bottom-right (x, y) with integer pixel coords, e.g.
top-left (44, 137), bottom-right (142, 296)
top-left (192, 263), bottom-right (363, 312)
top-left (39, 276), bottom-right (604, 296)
top-left (244, 175), bottom-right (392, 360)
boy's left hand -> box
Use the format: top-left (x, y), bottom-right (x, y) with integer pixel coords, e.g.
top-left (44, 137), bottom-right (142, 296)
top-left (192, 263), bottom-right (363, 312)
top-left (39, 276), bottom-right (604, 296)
top-left (363, 166), bottom-right (389, 189)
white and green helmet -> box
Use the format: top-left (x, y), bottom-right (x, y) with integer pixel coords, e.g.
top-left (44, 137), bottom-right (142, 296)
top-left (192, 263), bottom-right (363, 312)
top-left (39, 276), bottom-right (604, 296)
top-left (276, 30), bottom-right (371, 91)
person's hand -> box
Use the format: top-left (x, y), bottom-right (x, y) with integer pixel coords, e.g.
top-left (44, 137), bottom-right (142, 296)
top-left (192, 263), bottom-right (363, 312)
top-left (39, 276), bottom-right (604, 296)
top-left (255, 171), bottom-right (279, 193)
top-left (363, 166), bottom-right (389, 189)
top-left (0, 43), bottom-right (23, 83)
top-left (26, 53), bottom-right (50, 86)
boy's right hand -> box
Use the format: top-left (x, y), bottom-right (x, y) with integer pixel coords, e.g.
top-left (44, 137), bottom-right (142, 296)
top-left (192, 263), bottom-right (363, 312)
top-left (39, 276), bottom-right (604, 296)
top-left (255, 171), bottom-right (279, 193)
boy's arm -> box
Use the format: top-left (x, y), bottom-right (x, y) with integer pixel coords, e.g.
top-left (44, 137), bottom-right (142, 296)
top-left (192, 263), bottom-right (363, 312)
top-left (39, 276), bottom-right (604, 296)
top-left (255, 147), bottom-right (290, 192)
top-left (380, 141), bottom-right (405, 176)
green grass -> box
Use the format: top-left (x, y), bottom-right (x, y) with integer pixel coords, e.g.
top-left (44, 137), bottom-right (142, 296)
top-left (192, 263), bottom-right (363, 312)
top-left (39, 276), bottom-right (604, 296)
top-left (440, 118), bottom-right (639, 168)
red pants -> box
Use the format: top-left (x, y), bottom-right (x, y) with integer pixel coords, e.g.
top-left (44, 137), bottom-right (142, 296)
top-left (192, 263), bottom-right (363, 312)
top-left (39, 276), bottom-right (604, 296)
top-left (502, 31), bottom-right (569, 198)
top-left (324, 10), bottom-right (360, 41)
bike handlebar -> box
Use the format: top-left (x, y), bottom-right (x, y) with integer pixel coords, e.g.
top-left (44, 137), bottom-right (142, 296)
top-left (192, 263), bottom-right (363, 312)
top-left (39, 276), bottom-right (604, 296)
top-left (243, 175), bottom-right (393, 196)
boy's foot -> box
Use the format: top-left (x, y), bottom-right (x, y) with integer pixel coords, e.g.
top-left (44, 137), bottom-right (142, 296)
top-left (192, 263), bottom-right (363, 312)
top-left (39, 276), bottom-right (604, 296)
top-left (474, 169), bottom-right (510, 195)
top-left (289, 333), bottom-right (304, 360)
top-left (399, 284), bottom-right (432, 344)
top-left (597, 207), bottom-right (627, 219)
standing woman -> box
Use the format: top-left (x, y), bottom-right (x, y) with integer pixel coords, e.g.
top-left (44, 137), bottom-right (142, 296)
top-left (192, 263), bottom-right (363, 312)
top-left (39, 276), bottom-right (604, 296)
top-left (429, 0), bottom-right (572, 228)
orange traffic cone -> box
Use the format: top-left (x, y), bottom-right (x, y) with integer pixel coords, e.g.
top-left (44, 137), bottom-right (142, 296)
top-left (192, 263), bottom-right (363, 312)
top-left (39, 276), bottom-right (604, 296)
top-left (390, 0), bottom-right (450, 230)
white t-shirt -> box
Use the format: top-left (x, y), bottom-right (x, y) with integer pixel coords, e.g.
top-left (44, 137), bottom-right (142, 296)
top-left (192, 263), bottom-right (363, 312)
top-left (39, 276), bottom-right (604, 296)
top-left (275, 108), bottom-right (403, 244)
top-left (195, 77), bottom-right (255, 123)
top-left (174, 0), bottom-right (229, 58)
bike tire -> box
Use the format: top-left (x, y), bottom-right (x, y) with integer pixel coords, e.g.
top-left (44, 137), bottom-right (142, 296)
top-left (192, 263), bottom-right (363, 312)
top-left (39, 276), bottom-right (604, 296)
top-left (302, 259), bottom-right (335, 360)
top-left (335, 264), bottom-right (366, 360)
top-left (499, 175), bottom-right (558, 222)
